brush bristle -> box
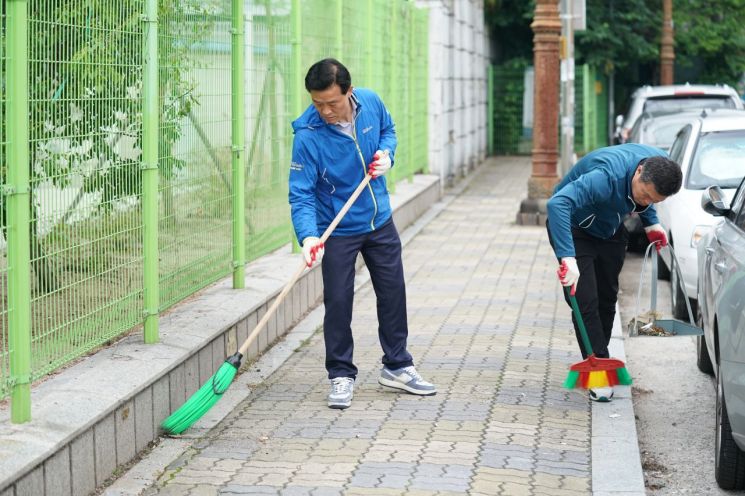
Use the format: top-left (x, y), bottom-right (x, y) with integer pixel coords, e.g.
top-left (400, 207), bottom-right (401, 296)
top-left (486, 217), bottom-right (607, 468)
top-left (161, 361), bottom-right (238, 434)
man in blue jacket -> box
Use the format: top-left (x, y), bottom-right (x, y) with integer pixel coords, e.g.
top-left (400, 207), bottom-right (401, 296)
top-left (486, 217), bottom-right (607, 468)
top-left (289, 58), bottom-right (436, 409)
top-left (547, 143), bottom-right (682, 402)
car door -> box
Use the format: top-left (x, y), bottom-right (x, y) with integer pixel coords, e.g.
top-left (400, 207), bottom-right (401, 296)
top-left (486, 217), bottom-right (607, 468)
top-left (715, 184), bottom-right (745, 366)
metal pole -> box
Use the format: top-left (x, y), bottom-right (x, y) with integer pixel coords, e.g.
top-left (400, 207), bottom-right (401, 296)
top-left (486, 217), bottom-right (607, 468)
top-left (231, 0), bottom-right (246, 289)
top-left (290, 0), bottom-right (302, 254)
top-left (7, 0), bottom-right (32, 423)
top-left (487, 65), bottom-right (494, 155)
top-left (142, 0), bottom-right (160, 343)
top-left (560, 0), bottom-right (575, 175)
top-left (660, 0), bottom-right (674, 85)
top-left (335, 0), bottom-right (343, 60)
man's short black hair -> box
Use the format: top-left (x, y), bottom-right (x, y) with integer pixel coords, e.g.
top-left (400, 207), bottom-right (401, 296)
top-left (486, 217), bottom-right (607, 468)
top-left (304, 58), bottom-right (352, 94)
top-left (639, 156), bottom-right (682, 197)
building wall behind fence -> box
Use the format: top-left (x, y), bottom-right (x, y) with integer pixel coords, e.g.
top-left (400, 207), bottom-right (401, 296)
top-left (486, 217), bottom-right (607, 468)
top-left (417, 0), bottom-right (488, 187)
top-left (0, 0), bottom-right (431, 401)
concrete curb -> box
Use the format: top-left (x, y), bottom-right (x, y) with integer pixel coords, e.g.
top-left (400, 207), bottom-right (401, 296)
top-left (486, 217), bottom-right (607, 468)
top-left (591, 306), bottom-right (645, 495)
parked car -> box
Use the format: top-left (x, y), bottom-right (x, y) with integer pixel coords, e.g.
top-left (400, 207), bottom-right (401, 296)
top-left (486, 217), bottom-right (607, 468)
top-left (656, 108), bottom-right (745, 319)
top-left (696, 180), bottom-right (745, 489)
top-left (614, 84), bottom-right (744, 144)
top-left (627, 110), bottom-right (701, 152)
top-left (623, 110), bottom-right (703, 250)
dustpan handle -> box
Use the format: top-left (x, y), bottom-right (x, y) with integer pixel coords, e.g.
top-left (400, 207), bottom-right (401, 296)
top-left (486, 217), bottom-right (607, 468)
top-left (566, 288), bottom-right (595, 356)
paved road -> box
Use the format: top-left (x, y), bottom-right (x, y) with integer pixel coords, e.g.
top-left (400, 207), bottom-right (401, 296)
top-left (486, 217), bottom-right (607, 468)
top-left (618, 250), bottom-right (727, 495)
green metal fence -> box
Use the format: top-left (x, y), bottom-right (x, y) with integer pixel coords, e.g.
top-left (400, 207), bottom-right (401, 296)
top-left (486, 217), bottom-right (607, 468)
top-left (1, 0), bottom-right (429, 420)
top-left (489, 62), bottom-right (609, 157)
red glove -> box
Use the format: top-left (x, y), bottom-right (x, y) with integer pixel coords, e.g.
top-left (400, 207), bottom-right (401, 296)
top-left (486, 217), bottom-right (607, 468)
top-left (645, 224), bottom-right (668, 253)
top-left (367, 150), bottom-right (391, 179)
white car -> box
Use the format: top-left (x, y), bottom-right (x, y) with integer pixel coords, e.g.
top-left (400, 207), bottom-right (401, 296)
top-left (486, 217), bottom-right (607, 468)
top-left (615, 83), bottom-right (743, 144)
top-left (656, 108), bottom-right (745, 319)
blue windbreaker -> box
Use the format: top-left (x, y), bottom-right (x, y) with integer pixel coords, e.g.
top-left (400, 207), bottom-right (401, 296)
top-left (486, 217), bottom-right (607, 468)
top-left (547, 143), bottom-right (668, 258)
top-left (289, 88), bottom-right (397, 244)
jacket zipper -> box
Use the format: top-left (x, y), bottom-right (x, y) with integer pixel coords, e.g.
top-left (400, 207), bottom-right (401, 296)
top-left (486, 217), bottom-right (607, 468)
top-left (351, 109), bottom-right (377, 230)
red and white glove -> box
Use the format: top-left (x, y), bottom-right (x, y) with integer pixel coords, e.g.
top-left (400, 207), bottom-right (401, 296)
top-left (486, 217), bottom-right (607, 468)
top-left (368, 150), bottom-right (391, 178)
top-left (302, 236), bottom-right (324, 267)
top-left (557, 257), bottom-right (580, 292)
top-left (644, 223), bottom-right (668, 252)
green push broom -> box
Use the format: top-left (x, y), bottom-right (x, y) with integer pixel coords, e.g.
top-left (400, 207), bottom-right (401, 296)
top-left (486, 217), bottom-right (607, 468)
top-left (562, 285), bottom-right (633, 390)
top-left (161, 172), bottom-right (373, 434)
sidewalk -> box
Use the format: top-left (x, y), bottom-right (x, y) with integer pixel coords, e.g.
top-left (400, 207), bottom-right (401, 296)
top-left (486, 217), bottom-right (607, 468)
top-left (108, 157), bottom-right (644, 496)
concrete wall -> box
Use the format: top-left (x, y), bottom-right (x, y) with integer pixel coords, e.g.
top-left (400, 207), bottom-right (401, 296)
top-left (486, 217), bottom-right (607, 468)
top-left (416, 0), bottom-right (489, 189)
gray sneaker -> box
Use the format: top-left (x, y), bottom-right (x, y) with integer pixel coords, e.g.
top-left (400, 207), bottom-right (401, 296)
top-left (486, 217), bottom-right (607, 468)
top-left (328, 377), bottom-right (354, 409)
top-left (379, 366), bottom-right (436, 396)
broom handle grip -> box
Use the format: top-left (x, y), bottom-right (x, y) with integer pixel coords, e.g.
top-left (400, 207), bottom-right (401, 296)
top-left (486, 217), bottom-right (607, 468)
top-left (567, 290), bottom-right (595, 356)
top-left (239, 173), bottom-right (373, 356)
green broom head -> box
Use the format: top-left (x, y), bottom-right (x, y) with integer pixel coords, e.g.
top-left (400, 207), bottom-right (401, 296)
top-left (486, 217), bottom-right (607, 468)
top-left (161, 352), bottom-right (242, 435)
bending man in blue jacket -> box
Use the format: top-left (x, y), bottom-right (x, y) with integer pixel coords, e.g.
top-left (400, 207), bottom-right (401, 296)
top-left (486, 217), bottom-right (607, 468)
top-left (288, 58), bottom-right (436, 409)
top-left (546, 144), bottom-right (682, 402)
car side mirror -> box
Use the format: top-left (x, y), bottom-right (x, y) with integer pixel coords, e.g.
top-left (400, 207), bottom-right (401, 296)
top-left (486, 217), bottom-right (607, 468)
top-left (615, 115), bottom-right (624, 127)
top-left (701, 186), bottom-right (730, 216)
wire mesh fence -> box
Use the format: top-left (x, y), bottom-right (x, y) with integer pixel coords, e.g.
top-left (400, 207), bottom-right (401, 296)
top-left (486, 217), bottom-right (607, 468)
top-left (0, 0), bottom-right (429, 403)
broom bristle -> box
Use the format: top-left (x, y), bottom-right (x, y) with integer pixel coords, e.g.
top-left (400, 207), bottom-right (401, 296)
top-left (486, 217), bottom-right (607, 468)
top-left (615, 366), bottom-right (633, 385)
top-left (161, 361), bottom-right (238, 434)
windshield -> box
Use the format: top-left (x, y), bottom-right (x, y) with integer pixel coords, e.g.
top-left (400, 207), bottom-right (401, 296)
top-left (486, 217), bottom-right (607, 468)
top-left (687, 130), bottom-right (745, 190)
top-left (644, 117), bottom-right (692, 150)
top-left (643, 96), bottom-right (736, 114)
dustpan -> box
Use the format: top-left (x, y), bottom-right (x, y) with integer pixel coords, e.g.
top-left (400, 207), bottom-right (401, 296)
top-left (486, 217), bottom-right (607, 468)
top-left (628, 242), bottom-right (703, 337)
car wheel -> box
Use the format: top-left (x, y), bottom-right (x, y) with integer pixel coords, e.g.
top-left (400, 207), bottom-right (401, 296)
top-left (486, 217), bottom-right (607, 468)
top-left (715, 367), bottom-right (745, 489)
top-left (695, 305), bottom-right (714, 375)
top-left (670, 255), bottom-right (688, 319)
top-left (657, 250), bottom-right (671, 280)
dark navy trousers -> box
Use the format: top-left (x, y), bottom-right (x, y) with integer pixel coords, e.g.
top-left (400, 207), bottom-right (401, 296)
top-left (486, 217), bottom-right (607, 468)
top-left (321, 219), bottom-right (414, 379)
top-left (547, 221), bottom-right (628, 359)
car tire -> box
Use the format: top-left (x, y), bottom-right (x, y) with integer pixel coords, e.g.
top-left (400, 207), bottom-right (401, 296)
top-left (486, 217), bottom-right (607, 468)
top-left (657, 250), bottom-right (671, 280)
top-left (695, 306), bottom-right (714, 375)
top-left (715, 368), bottom-right (745, 489)
top-left (670, 255), bottom-right (688, 319)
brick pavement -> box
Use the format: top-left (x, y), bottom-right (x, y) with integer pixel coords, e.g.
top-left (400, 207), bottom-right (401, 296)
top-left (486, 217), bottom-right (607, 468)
top-left (144, 157), bottom-right (592, 495)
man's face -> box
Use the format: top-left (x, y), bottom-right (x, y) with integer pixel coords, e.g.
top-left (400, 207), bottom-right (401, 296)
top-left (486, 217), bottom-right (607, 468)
top-left (310, 84), bottom-right (353, 124)
top-left (631, 165), bottom-right (667, 206)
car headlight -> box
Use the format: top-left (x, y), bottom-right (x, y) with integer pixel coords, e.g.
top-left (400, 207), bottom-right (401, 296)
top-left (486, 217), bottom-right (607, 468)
top-left (691, 225), bottom-right (712, 248)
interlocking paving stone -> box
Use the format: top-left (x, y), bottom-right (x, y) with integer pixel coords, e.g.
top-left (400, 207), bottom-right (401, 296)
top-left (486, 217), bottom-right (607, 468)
top-left (146, 158), bottom-right (591, 495)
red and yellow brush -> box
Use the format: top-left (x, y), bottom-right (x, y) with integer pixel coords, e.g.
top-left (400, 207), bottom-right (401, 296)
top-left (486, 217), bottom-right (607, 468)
top-left (562, 286), bottom-right (632, 389)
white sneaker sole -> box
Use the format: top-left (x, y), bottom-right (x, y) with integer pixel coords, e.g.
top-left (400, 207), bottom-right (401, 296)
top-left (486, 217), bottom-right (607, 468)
top-left (378, 377), bottom-right (437, 396)
top-left (328, 398), bottom-right (352, 409)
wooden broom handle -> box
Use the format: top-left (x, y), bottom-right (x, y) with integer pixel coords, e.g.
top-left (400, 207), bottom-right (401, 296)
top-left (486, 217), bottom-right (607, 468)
top-left (238, 173), bottom-right (373, 356)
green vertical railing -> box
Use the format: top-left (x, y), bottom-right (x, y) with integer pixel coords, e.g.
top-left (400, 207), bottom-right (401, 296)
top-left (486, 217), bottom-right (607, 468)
top-left (6, 0), bottom-right (32, 422)
top-left (142, 0), bottom-right (159, 343)
top-left (231, 0), bottom-right (245, 289)
top-left (488, 65), bottom-right (495, 155)
top-left (0, 0), bottom-right (430, 409)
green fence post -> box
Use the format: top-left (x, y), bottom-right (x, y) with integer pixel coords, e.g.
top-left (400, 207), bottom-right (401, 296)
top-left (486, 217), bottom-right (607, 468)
top-left (365, 0), bottom-right (373, 85)
top-left (231, 0), bottom-right (246, 289)
top-left (387, 0), bottom-right (398, 193)
top-left (335, 0), bottom-right (343, 59)
top-left (6, 0), bottom-right (32, 423)
top-left (420, 9), bottom-right (429, 174)
top-left (583, 65), bottom-right (591, 153)
top-left (142, 0), bottom-right (159, 343)
top-left (407, 2), bottom-right (414, 181)
top-left (488, 65), bottom-right (494, 155)
top-left (290, 0), bottom-right (302, 253)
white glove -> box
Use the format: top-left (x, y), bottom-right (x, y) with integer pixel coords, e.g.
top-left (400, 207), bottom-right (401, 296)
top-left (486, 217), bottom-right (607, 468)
top-left (302, 236), bottom-right (324, 267)
top-left (558, 257), bottom-right (580, 289)
top-left (367, 150), bottom-right (391, 178)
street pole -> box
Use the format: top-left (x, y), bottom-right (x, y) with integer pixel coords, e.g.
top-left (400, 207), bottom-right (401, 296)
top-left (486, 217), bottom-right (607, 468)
top-left (517, 0), bottom-right (561, 226)
top-left (660, 0), bottom-right (674, 85)
top-left (560, 0), bottom-right (575, 176)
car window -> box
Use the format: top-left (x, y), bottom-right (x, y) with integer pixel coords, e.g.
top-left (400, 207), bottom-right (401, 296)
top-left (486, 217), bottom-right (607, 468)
top-left (646, 118), bottom-right (691, 150)
top-left (643, 96), bottom-right (737, 114)
top-left (667, 125), bottom-right (690, 164)
top-left (686, 130), bottom-right (745, 190)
